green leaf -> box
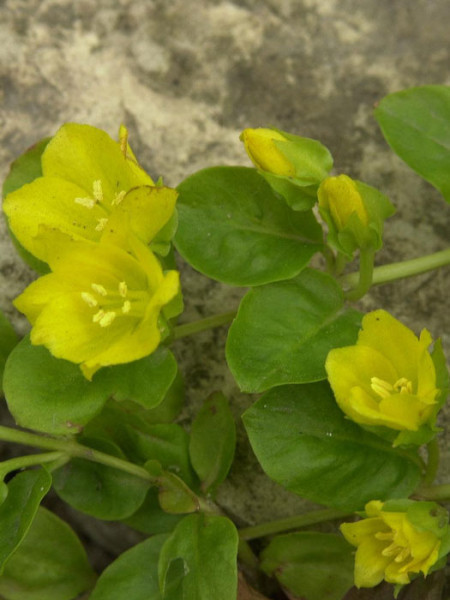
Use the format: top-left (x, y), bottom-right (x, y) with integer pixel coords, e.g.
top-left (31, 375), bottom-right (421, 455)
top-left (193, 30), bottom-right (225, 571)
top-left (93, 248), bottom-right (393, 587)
top-left (175, 167), bottom-right (323, 286)
top-left (0, 469), bottom-right (51, 574)
top-left (243, 383), bottom-right (421, 510)
top-left (124, 424), bottom-right (196, 488)
top-left (189, 392), bottom-right (236, 494)
top-left (158, 513), bottom-right (238, 600)
top-left (0, 310), bottom-right (18, 395)
top-left (0, 507), bottom-right (95, 600)
top-left (2, 137), bottom-right (51, 274)
top-left (96, 348), bottom-right (178, 410)
top-left (260, 532), bottom-right (354, 600)
top-left (3, 336), bottom-right (111, 435)
top-left (374, 85), bottom-right (450, 201)
top-left (52, 437), bottom-right (150, 520)
top-left (90, 534), bottom-right (168, 600)
top-left (157, 470), bottom-right (200, 514)
top-left (226, 269), bottom-right (361, 393)
top-left (122, 488), bottom-right (183, 535)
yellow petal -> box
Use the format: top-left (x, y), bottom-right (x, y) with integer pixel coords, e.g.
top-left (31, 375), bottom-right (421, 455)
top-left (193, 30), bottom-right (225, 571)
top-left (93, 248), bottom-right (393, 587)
top-left (240, 128), bottom-right (295, 176)
top-left (101, 185), bottom-right (177, 247)
top-left (42, 123), bottom-right (153, 199)
top-left (353, 538), bottom-right (391, 588)
top-left (341, 517), bottom-right (386, 546)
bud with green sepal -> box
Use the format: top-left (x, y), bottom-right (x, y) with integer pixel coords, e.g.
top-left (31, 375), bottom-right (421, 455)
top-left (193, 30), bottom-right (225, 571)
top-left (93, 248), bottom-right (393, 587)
top-left (240, 127), bottom-right (333, 210)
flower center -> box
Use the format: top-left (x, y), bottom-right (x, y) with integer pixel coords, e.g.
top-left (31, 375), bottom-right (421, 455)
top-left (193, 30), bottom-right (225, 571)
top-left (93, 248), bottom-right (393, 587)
top-left (80, 280), bottom-right (146, 327)
top-left (370, 376), bottom-right (413, 399)
top-left (74, 179), bottom-right (126, 232)
top-left (375, 531), bottom-right (411, 565)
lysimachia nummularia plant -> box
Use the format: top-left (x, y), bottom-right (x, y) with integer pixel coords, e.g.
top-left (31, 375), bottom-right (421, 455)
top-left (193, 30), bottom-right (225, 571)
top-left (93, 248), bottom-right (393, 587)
top-left (1, 85), bottom-right (450, 600)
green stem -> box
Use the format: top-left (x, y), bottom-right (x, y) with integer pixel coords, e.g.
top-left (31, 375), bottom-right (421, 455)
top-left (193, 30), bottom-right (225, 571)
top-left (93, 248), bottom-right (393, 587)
top-left (0, 451), bottom-right (65, 476)
top-left (342, 247), bottom-right (450, 289)
top-left (344, 248), bottom-right (375, 301)
top-left (423, 439), bottom-right (440, 486)
top-left (238, 508), bottom-right (352, 541)
top-left (238, 539), bottom-right (259, 569)
top-left (172, 310), bottom-right (237, 341)
top-left (415, 484), bottom-right (450, 502)
top-left (0, 425), bottom-right (159, 483)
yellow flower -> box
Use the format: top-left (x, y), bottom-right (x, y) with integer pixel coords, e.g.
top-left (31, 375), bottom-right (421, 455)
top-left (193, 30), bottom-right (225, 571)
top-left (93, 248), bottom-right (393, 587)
top-left (341, 500), bottom-right (446, 587)
top-left (318, 174), bottom-right (369, 230)
top-left (14, 233), bottom-right (180, 380)
top-left (3, 123), bottom-right (177, 262)
top-left (240, 128), bottom-right (297, 177)
top-left (325, 310), bottom-right (440, 442)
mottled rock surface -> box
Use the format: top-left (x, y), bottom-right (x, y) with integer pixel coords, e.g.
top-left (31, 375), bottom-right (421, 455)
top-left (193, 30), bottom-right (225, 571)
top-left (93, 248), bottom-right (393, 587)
top-left (1, 0), bottom-right (450, 578)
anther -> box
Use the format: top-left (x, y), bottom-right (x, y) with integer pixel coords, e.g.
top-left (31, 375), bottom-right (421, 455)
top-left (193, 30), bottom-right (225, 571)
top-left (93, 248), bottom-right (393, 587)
top-left (119, 281), bottom-right (128, 297)
top-left (122, 300), bottom-right (131, 314)
top-left (93, 309), bottom-right (105, 323)
top-left (91, 283), bottom-right (108, 296)
top-left (93, 180), bottom-right (103, 202)
top-left (394, 547), bottom-right (411, 563)
top-left (112, 190), bottom-right (126, 206)
top-left (394, 377), bottom-right (413, 395)
top-left (74, 196), bottom-right (96, 209)
top-left (81, 292), bottom-right (98, 307)
top-left (382, 542), bottom-right (400, 557)
top-left (95, 218), bottom-right (109, 232)
top-left (371, 377), bottom-right (394, 399)
top-left (99, 311), bottom-right (116, 327)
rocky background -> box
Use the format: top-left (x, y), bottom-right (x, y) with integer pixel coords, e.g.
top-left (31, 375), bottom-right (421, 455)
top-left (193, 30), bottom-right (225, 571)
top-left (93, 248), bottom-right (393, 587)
top-left (1, 0), bottom-right (450, 590)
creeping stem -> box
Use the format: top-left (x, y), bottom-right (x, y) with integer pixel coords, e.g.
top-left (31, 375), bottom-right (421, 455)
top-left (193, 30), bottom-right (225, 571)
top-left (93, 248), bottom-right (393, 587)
top-left (172, 310), bottom-right (237, 340)
top-left (342, 247), bottom-right (450, 290)
top-left (344, 248), bottom-right (375, 301)
top-left (238, 508), bottom-right (352, 541)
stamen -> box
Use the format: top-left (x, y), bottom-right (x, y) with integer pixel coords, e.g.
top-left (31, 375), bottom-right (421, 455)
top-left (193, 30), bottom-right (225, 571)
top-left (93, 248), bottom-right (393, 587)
top-left (394, 547), bottom-right (411, 563)
top-left (74, 196), bottom-right (96, 209)
top-left (371, 377), bottom-right (394, 399)
top-left (81, 292), bottom-right (98, 307)
top-left (93, 309), bottom-right (105, 323)
top-left (112, 190), bottom-right (126, 206)
top-left (93, 180), bottom-right (103, 202)
top-left (119, 281), bottom-right (128, 297)
top-left (122, 300), bottom-right (131, 314)
top-left (375, 532), bottom-right (394, 541)
top-left (95, 218), bottom-right (109, 232)
top-left (394, 377), bottom-right (413, 395)
top-left (91, 283), bottom-right (108, 296)
top-left (382, 542), bottom-right (400, 557)
top-left (99, 311), bottom-right (116, 327)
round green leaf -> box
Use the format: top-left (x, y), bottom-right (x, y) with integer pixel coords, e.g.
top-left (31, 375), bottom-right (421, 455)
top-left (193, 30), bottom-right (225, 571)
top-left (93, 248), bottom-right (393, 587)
top-left (175, 166), bottom-right (323, 286)
top-left (0, 469), bottom-right (51, 574)
top-left (122, 489), bottom-right (183, 535)
top-left (189, 392), bottom-right (236, 494)
top-left (260, 532), bottom-right (354, 600)
top-left (3, 337), bottom-right (111, 434)
top-left (90, 534), bottom-right (168, 600)
top-left (375, 86), bottom-right (450, 202)
top-left (52, 438), bottom-right (150, 520)
top-left (0, 507), bottom-right (95, 600)
top-left (158, 513), bottom-right (238, 600)
top-left (243, 383), bottom-right (421, 510)
top-left (95, 348), bottom-right (178, 411)
top-left (226, 268), bottom-right (362, 393)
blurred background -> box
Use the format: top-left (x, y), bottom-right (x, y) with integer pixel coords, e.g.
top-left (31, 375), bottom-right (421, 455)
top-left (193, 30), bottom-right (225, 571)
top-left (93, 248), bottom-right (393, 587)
top-left (1, 0), bottom-right (450, 577)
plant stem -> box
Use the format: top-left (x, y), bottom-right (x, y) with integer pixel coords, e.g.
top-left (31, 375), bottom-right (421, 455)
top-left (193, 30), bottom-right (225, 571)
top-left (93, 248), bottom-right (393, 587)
top-left (172, 310), bottom-right (237, 340)
top-left (342, 247), bottom-right (450, 289)
top-left (344, 248), bottom-right (375, 301)
top-left (423, 439), bottom-right (440, 486)
top-left (415, 484), bottom-right (450, 502)
top-left (0, 425), bottom-right (158, 483)
top-left (238, 508), bottom-right (352, 541)
top-left (238, 539), bottom-right (259, 569)
top-left (0, 451), bottom-right (65, 476)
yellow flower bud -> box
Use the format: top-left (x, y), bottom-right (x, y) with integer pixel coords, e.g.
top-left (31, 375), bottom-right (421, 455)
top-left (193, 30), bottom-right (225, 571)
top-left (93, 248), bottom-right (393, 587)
top-left (318, 174), bottom-right (368, 230)
top-left (240, 128), bottom-right (296, 177)
top-left (341, 500), bottom-right (444, 588)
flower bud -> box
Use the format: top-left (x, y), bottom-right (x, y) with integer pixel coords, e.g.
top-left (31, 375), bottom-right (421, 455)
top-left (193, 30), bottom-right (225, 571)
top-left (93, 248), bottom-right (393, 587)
top-left (341, 500), bottom-right (450, 588)
top-left (240, 128), bottom-right (297, 177)
top-left (318, 174), bottom-right (395, 257)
